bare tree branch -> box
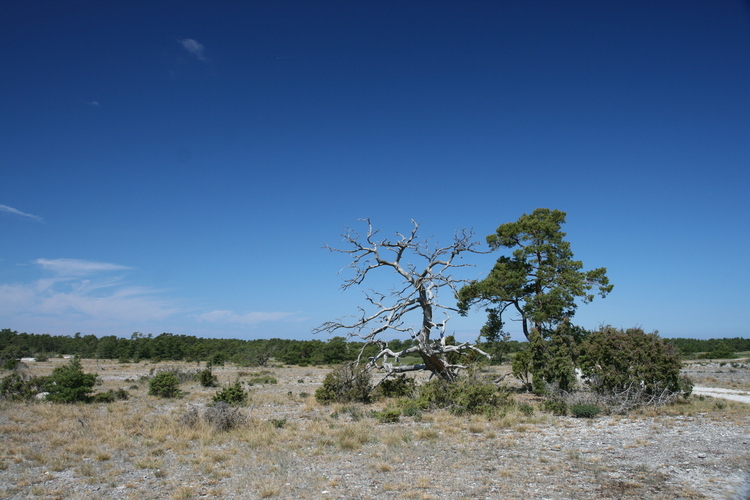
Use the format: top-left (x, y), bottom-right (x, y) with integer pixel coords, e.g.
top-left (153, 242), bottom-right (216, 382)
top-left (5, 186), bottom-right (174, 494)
top-left (315, 220), bottom-right (490, 382)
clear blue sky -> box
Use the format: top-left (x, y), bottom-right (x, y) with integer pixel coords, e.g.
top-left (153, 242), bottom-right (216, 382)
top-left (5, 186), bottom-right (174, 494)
top-left (2, 1), bottom-right (749, 342)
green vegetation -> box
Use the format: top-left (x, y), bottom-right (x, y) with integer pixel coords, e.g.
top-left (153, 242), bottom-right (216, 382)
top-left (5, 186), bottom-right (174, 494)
top-left (579, 326), bottom-right (692, 398)
top-left (148, 372), bottom-right (182, 398)
top-left (412, 377), bottom-right (512, 416)
top-left (246, 374), bottom-right (277, 385)
top-left (457, 208), bottom-right (612, 391)
top-left (45, 358), bottom-right (97, 403)
top-left (668, 337), bottom-right (750, 358)
top-left (198, 367), bottom-right (216, 387)
top-left (1, 327), bottom-right (742, 370)
top-left (315, 363), bottom-right (372, 404)
top-left (212, 380), bottom-right (249, 405)
top-left (0, 329), bottom-right (392, 367)
top-left (570, 403), bottom-right (600, 418)
top-left (0, 371), bottom-right (46, 401)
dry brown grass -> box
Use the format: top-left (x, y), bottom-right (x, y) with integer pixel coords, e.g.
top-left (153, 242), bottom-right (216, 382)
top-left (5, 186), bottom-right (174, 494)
top-left (0, 359), bottom-right (749, 499)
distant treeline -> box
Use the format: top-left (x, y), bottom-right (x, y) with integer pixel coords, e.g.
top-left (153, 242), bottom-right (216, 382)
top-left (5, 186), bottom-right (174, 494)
top-left (2, 328), bottom-right (526, 366)
top-left (667, 337), bottom-right (750, 358)
top-left (1, 329), bottom-right (745, 366)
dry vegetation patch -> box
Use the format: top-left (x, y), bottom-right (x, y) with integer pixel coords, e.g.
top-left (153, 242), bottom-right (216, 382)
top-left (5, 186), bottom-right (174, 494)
top-left (0, 359), bottom-right (748, 499)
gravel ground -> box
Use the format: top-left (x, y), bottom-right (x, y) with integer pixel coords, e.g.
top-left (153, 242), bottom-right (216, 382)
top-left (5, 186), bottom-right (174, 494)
top-left (0, 359), bottom-right (748, 500)
top-left (692, 387), bottom-right (750, 405)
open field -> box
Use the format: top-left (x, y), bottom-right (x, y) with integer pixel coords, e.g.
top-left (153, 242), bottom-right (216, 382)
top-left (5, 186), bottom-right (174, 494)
top-left (1, 358), bottom-right (749, 500)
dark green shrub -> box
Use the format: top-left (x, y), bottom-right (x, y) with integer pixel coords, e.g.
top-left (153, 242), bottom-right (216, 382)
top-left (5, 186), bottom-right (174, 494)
top-left (0, 371), bottom-right (46, 401)
top-left (415, 377), bottom-right (511, 416)
top-left (270, 418), bottom-right (287, 428)
top-left (209, 353), bottom-right (227, 366)
top-left (45, 358), bottom-right (97, 403)
top-left (92, 391), bottom-right (115, 403)
top-left (374, 374), bottom-right (415, 399)
top-left (198, 368), bottom-right (216, 387)
top-left (315, 363), bottom-right (372, 404)
top-left (213, 380), bottom-right (248, 405)
top-left (518, 403), bottom-right (534, 416)
top-left (372, 407), bottom-right (401, 423)
top-left (148, 372), bottom-right (182, 398)
top-left (511, 349), bottom-right (533, 390)
top-left (579, 327), bottom-right (692, 404)
top-left (704, 342), bottom-right (736, 359)
top-left (2, 358), bottom-right (20, 370)
top-left (247, 375), bottom-right (277, 386)
top-left (543, 399), bottom-right (568, 416)
top-left (570, 403), bottom-right (600, 418)
top-left (91, 388), bottom-right (130, 403)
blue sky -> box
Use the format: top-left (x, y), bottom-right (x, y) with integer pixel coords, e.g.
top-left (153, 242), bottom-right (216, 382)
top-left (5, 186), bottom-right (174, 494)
top-left (1, 1), bottom-right (749, 342)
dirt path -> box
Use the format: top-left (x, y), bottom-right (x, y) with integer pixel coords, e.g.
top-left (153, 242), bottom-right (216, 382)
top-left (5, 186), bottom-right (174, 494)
top-left (692, 386), bottom-right (750, 404)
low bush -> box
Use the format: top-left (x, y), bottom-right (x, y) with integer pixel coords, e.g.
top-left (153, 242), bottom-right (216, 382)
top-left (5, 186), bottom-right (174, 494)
top-left (518, 403), bottom-right (534, 416)
top-left (91, 388), bottom-right (130, 403)
top-left (45, 358), bottom-right (97, 403)
top-left (180, 403), bottom-right (247, 432)
top-left (204, 402), bottom-right (247, 431)
top-left (543, 399), bottom-right (568, 416)
top-left (570, 403), bottom-right (600, 418)
top-left (0, 371), bottom-right (46, 401)
top-left (198, 368), bottom-right (216, 387)
top-left (270, 418), bottom-right (287, 428)
top-left (148, 372), bottom-right (182, 398)
top-left (247, 375), bottom-right (277, 386)
top-left (579, 326), bottom-right (693, 408)
top-left (372, 407), bottom-right (401, 423)
top-left (373, 374), bottom-right (415, 399)
top-left (2, 358), bottom-right (20, 371)
top-left (315, 363), bottom-right (372, 404)
top-left (414, 377), bottom-right (511, 416)
top-left (213, 380), bottom-right (248, 405)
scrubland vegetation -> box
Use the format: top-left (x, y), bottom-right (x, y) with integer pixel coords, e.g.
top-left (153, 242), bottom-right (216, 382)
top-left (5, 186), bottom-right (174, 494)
top-left (0, 356), bottom-right (748, 499)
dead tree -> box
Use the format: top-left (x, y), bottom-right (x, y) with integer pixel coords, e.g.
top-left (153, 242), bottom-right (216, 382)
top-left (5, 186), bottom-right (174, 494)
top-left (313, 219), bottom-right (490, 383)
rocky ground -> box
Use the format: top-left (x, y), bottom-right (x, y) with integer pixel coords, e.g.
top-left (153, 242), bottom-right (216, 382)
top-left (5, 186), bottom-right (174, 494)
top-left (0, 358), bottom-right (748, 500)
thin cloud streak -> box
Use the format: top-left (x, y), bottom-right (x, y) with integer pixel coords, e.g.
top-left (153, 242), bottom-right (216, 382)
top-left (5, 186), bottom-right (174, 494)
top-left (0, 204), bottom-right (42, 221)
top-left (179, 38), bottom-right (206, 60)
top-left (35, 258), bottom-right (133, 277)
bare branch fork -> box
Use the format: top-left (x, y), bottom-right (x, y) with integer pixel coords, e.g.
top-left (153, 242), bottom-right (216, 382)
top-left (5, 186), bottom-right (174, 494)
top-left (313, 219), bottom-right (491, 383)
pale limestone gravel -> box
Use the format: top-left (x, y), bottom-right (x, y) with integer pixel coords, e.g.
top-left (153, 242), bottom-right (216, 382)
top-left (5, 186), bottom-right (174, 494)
top-left (1, 361), bottom-right (749, 500)
top-left (692, 386), bottom-right (750, 405)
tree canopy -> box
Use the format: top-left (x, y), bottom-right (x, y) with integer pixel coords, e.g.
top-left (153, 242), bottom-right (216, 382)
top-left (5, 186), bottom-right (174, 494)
top-left (457, 208), bottom-right (613, 341)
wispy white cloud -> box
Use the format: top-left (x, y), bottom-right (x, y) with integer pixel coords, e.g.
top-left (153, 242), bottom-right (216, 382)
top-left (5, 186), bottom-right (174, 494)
top-left (197, 310), bottom-right (299, 326)
top-left (1, 257), bottom-right (300, 336)
top-left (0, 282), bottom-right (177, 323)
top-left (179, 38), bottom-right (206, 61)
top-left (0, 258), bottom-right (178, 330)
top-left (35, 258), bottom-right (133, 277)
top-left (0, 204), bottom-right (42, 222)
